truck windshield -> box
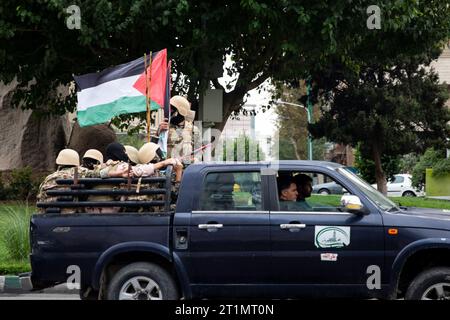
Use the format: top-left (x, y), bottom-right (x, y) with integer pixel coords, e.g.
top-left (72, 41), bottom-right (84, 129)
top-left (337, 167), bottom-right (399, 212)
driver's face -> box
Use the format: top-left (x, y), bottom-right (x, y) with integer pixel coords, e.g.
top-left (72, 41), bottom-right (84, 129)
top-left (282, 183), bottom-right (298, 201)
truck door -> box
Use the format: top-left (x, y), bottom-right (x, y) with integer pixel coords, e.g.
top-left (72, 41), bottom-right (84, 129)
top-left (268, 166), bottom-right (385, 297)
top-left (179, 168), bottom-right (271, 297)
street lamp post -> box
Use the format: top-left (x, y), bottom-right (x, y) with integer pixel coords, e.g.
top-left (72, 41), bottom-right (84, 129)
top-left (276, 99), bottom-right (313, 160)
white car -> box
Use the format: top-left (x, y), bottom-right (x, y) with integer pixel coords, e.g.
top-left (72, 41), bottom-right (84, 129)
top-left (371, 174), bottom-right (423, 197)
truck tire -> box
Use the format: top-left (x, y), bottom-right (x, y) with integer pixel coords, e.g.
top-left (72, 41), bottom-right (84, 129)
top-left (106, 262), bottom-right (179, 300)
top-left (405, 267), bottom-right (450, 300)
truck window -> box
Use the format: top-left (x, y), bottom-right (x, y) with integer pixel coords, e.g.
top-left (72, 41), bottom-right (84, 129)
top-left (199, 172), bottom-right (262, 211)
top-left (276, 171), bottom-right (350, 212)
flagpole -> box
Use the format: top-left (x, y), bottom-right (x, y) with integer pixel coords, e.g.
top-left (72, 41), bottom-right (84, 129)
top-left (144, 52), bottom-right (153, 143)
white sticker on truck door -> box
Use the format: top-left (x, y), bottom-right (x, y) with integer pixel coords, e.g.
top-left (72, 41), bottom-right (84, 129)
top-left (315, 226), bottom-right (351, 248)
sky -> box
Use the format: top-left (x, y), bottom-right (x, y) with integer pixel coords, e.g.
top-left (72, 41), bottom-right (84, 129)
top-left (217, 55), bottom-right (278, 138)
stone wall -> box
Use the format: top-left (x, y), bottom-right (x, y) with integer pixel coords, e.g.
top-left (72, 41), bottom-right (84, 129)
top-left (0, 81), bottom-right (116, 171)
top-left (0, 81), bottom-right (71, 171)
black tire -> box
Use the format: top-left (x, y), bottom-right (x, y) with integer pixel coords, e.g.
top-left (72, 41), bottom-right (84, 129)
top-left (318, 189), bottom-right (330, 195)
top-left (405, 267), bottom-right (450, 300)
top-left (106, 262), bottom-right (179, 300)
top-left (402, 191), bottom-right (416, 197)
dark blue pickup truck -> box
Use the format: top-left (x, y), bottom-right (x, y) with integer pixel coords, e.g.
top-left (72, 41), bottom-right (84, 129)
top-left (30, 161), bottom-right (450, 300)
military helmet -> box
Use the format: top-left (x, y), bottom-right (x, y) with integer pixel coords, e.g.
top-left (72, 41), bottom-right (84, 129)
top-left (170, 95), bottom-right (190, 117)
top-left (83, 149), bottom-right (103, 164)
top-left (124, 145), bottom-right (140, 164)
top-left (56, 149), bottom-right (80, 167)
top-left (138, 142), bottom-right (160, 164)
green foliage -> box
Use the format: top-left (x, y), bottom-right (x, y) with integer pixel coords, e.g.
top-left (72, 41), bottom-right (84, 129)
top-left (0, 172), bottom-right (9, 200)
top-left (0, 261), bottom-right (31, 275)
top-left (354, 145), bottom-right (400, 184)
top-left (391, 197), bottom-right (450, 211)
top-left (9, 167), bottom-right (35, 201)
top-left (2, 0), bottom-right (450, 129)
top-left (309, 194), bottom-right (450, 210)
top-left (433, 158), bottom-right (450, 178)
top-left (310, 51), bottom-right (450, 191)
top-left (0, 168), bottom-right (46, 201)
top-left (412, 148), bottom-right (450, 187)
top-left (116, 133), bottom-right (146, 149)
top-left (399, 153), bottom-right (420, 174)
top-left (0, 204), bottom-right (32, 261)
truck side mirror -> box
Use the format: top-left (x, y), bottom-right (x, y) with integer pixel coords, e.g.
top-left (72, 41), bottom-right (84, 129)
top-left (341, 195), bottom-right (367, 215)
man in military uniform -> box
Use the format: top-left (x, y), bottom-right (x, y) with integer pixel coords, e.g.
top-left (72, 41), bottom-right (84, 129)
top-left (124, 145), bottom-right (140, 165)
top-left (123, 142), bottom-right (183, 212)
top-left (154, 95), bottom-right (200, 165)
top-left (81, 149), bottom-right (104, 170)
top-left (37, 149), bottom-right (89, 214)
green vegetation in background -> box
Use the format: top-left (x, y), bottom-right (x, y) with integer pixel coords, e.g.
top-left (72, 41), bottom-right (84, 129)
top-left (0, 261), bottom-right (30, 275)
top-left (354, 145), bottom-right (400, 185)
top-left (0, 204), bottom-right (32, 261)
top-left (310, 195), bottom-right (450, 210)
top-left (412, 148), bottom-right (450, 188)
top-left (425, 169), bottom-right (450, 197)
top-left (116, 133), bottom-right (146, 149)
top-left (0, 168), bottom-right (46, 201)
top-left (3, 1), bottom-right (450, 133)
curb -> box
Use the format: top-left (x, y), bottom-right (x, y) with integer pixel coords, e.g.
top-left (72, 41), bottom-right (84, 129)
top-left (0, 276), bottom-right (23, 293)
top-left (0, 276), bottom-right (78, 294)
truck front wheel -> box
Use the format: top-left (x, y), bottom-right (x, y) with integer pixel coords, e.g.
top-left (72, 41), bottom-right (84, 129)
top-left (405, 267), bottom-right (450, 300)
top-left (106, 262), bottom-right (179, 300)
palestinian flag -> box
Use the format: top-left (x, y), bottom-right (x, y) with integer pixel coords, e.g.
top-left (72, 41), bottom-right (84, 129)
top-left (74, 49), bottom-right (168, 127)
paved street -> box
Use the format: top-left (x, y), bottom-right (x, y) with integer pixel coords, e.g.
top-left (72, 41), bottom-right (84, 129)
top-left (0, 293), bottom-right (79, 300)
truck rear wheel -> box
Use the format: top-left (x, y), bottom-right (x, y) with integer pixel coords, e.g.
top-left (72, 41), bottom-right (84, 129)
top-left (405, 267), bottom-right (450, 300)
top-left (106, 262), bottom-right (179, 300)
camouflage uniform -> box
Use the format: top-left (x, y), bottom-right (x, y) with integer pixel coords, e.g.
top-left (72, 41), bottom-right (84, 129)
top-left (167, 120), bottom-right (200, 165)
top-left (122, 169), bottom-right (179, 213)
top-left (86, 160), bottom-right (129, 214)
top-left (37, 167), bottom-right (91, 214)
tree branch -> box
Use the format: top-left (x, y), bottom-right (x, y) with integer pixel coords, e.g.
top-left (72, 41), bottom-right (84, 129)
top-left (211, 78), bottom-right (224, 90)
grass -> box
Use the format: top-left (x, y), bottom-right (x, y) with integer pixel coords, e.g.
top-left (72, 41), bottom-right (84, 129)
top-left (390, 197), bottom-right (450, 210)
top-left (0, 260), bottom-right (30, 275)
top-left (310, 194), bottom-right (450, 210)
top-left (0, 203), bottom-right (33, 275)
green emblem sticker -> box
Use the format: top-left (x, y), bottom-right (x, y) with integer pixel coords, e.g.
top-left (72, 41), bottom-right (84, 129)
top-left (315, 226), bottom-right (351, 248)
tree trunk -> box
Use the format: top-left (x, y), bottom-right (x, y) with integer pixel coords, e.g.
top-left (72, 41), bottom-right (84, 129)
top-left (372, 146), bottom-right (387, 195)
top-left (290, 137), bottom-right (302, 160)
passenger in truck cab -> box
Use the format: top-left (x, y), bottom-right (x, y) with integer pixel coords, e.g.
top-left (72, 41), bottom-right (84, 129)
top-left (293, 173), bottom-right (313, 211)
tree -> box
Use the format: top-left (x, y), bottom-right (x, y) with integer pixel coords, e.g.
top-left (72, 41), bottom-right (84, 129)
top-left (354, 144), bottom-right (399, 185)
top-left (310, 57), bottom-right (450, 194)
top-left (274, 82), bottom-right (327, 160)
top-left (412, 148), bottom-right (450, 188)
top-left (2, 1), bottom-right (450, 131)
